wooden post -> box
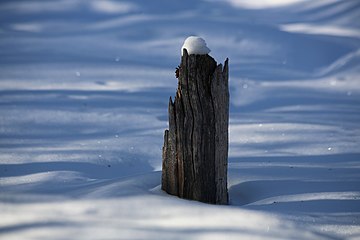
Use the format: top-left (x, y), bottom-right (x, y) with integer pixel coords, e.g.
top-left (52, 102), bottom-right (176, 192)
top-left (162, 49), bottom-right (229, 205)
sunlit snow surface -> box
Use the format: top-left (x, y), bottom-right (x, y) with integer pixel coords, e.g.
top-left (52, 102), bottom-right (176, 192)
top-left (1, 0), bottom-right (360, 239)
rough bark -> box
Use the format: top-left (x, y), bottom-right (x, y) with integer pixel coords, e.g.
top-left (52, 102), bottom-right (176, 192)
top-left (162, 49), bottom-right (229, 204)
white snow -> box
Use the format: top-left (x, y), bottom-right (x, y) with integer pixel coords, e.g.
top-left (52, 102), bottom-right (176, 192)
top-left (280, 23), bottom-right (360, 38)
top-left (90, 1), bottom-right (137, 14)
top-left (0, 0), bottom-right (360, 239)
top-left (206, 0), bottom-right (307, 9)
top-left (181, 36), bottom-right (211, 56)
top-left (11, 23), bottom-right (43, 33)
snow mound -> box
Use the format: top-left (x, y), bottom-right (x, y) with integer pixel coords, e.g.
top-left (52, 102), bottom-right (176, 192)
top-left (181, 36), bottom-right (211, 56)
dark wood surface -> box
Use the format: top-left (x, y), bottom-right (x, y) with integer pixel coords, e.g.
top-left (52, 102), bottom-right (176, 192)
top-left (162, 49), bottom-right (229, 204)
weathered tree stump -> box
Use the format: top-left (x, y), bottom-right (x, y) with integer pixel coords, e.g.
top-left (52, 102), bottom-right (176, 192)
top-left (162, 49), bottom-right (229, 205)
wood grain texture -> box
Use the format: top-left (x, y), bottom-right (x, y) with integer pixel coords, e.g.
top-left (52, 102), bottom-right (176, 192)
top-left (162, 49), bottom-right (229, 204)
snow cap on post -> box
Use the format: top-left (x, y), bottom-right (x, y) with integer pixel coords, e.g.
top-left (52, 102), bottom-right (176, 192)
top-left (181, 36), bottom-right (211, 56)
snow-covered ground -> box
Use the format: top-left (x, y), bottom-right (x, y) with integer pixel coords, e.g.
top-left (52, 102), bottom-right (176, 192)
top-left (1, 0), bottom-right (360, 239)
